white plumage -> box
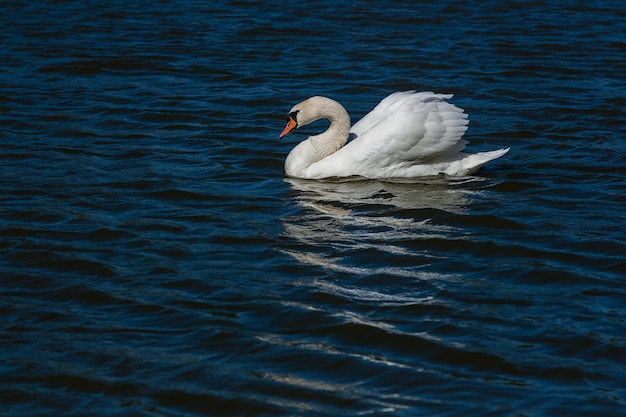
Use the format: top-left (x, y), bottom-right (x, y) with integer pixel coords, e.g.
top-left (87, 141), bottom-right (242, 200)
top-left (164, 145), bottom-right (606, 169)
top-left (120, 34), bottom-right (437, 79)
top-left (279, 91), bottom-right (509, 179)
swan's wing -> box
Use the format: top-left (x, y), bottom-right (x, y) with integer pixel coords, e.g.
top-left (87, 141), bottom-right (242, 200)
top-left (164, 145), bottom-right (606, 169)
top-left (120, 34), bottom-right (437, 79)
top-left (348, 91), bottom-right (469, 164)
top-left (350, 91), bottom-right (422, 137)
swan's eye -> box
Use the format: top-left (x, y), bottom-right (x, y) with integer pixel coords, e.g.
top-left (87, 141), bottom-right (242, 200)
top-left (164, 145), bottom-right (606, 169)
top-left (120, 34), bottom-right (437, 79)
top-left (286, 110), bottom-right (299, 123)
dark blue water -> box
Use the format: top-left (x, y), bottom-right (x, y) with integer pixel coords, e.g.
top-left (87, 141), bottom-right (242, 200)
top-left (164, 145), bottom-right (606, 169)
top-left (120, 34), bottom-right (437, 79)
top-left (2, 1), bottom-right (626, 415)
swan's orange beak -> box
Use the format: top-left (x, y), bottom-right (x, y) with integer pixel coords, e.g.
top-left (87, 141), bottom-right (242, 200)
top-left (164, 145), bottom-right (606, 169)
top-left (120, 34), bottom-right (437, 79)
top-left (279, 117), bottom-right (297, 139)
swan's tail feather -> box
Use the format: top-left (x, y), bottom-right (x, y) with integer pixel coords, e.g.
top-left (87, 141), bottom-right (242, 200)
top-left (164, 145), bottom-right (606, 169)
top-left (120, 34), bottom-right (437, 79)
top-left (446, 147), bottom-right (510, 176)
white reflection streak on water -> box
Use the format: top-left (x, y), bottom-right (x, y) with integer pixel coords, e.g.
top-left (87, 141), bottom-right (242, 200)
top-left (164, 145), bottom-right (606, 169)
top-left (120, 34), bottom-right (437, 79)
top-left (281, 177), bottom-right (474, 278)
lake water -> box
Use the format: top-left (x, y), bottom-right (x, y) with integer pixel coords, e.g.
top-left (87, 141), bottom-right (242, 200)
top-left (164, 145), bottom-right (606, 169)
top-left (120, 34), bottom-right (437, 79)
top-left (1, 1), bottom-right (625, 415)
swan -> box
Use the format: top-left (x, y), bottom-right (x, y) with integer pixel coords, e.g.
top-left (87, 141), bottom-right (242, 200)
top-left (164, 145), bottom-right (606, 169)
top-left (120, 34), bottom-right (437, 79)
top-left (279, 91), bottom-right (509, 179)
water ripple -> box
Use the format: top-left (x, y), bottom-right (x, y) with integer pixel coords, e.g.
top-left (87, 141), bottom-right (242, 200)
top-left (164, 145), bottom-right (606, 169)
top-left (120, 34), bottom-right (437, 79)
top-left (2, 0), bottom-right (626, 416)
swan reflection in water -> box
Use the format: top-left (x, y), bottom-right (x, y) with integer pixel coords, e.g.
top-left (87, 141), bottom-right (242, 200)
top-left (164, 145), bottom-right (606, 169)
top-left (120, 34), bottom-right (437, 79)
top-left (280, 176), bottom-right (482, 281)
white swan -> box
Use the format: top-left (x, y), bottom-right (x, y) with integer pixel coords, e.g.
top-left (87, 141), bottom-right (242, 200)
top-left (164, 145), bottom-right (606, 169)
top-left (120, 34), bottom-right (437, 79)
top-left (279, 91), bottom-right (509, 179)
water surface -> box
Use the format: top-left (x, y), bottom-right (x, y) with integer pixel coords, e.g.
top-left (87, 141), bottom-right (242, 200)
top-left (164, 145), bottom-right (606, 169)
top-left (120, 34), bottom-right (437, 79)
top-left (1, 1), bottom-right (625, 415)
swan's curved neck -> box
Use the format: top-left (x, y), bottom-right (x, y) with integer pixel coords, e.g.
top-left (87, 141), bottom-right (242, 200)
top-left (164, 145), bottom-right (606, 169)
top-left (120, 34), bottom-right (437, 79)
top-left (308, 99), bottom-right (351, 159)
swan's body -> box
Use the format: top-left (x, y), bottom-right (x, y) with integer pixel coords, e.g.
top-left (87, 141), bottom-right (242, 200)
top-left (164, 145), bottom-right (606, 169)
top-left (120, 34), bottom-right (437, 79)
top-left (279, 91), bottom-right (509, 179)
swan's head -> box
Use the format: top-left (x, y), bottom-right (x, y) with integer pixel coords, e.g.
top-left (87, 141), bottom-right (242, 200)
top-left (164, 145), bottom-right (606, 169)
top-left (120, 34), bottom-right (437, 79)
top-left (279, 96), bottom-right (345, 139)
top-left (279, 108), bottom-right (300, 139)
